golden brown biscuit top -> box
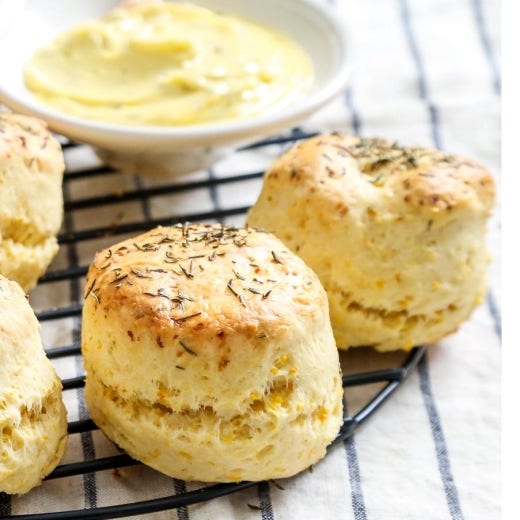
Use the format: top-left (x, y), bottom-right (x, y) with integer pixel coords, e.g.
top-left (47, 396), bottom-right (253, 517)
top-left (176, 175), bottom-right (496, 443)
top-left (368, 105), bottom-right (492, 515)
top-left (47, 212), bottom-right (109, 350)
top-left (272, 133), bottom-right (495, 216)
top-left (0, 113), bottom-right (62, 167)
top-left (84, 223), bottom-right (325, 352)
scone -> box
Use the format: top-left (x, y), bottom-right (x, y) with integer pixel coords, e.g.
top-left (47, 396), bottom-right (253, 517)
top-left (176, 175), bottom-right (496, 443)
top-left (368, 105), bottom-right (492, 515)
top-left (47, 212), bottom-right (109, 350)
top-left (0, 113), bottom-right (65, 291)
top-left (82, 223), bottom-right (343, 482)
top-left (0, 275), bottom-right (67, 494)
top-left (247, 134), bottom-right (495, 352)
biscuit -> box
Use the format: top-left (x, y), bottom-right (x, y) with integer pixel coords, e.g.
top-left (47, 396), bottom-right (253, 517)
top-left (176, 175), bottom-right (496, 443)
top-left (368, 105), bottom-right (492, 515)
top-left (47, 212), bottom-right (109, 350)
top-left (0, 275), bottom-right (67, 494)
top-left (0, 113), bottom-right (64, 291)
top-left (82, 223), bottom-right (343, 482)
top-left (247, 134), bottom-right (495, 351)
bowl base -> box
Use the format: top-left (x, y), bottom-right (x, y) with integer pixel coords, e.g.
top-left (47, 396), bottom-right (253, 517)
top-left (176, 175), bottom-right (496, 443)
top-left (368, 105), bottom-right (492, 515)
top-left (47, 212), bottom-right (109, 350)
top-left (94, 146), bottom-right (231, 177)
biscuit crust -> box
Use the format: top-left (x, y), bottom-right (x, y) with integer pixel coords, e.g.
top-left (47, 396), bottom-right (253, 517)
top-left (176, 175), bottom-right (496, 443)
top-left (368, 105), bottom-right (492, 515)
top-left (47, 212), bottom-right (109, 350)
top-left (0, 113), bottom-right (64, 291)
top-left (82, 224), bottom-right (343, 482)
top-left (0, 275), bottom-right (67, 494)
top-left (247, 134), bottom-right (495, 351)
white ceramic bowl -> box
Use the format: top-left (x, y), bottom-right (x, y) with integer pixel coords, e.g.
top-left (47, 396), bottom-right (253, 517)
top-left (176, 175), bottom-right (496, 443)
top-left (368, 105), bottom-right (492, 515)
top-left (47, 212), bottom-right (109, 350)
top-left (0, 0), bottom-right (349, 175)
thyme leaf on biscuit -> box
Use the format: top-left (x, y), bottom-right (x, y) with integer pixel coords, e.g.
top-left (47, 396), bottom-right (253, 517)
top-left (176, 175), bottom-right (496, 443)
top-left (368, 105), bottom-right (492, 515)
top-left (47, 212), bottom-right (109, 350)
top-left (271, 251), bottom-right (283, 264)
top-left (179, 340), bottom-right (197, 356)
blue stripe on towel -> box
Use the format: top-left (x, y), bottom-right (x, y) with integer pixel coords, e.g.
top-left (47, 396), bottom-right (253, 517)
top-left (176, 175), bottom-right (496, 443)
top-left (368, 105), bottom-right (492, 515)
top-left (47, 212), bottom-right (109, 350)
top-left (328, 0), bottom-right (361, 136)
top-left (207, 168), bottom-right (221, 213)
top-left (63, 179), bottom-right (98, 511)
top-left (258, 481), bottom-right (275, 520)
top-left (134, 177), bottom-right (153, 221)
top-left (343, 398), bottom-right (368, 520)
top-left (207, 167), bottom-right (276, 518)
top-left (470, 0), bottom-right (501, 94)
top-left (133, 177), bottom-right (192, 520)
top-left (345, 86), bottom-right (362, 136)
top-left (398, 0), bottom-right (442, 149)
top-left (419, 353), bottom-right (465, 520)
top-left (174, 479), bottom-right (190, 520)
top-left (340, 9), bottom-right (367, 512)
top-left (344, 438), bottom-right (368, 520)
top-left (398, 2), bottom-right (466, 517)
top-left (487, 291), bottom-right (502, 342)
top-left (0, 493), bottom-right (11, 516)
top-left (75, 355), bottom-right (97, 510)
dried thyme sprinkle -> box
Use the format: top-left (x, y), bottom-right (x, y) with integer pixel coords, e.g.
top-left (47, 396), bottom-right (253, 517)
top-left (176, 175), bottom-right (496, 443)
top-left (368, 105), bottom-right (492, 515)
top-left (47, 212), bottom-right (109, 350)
top-left (131, 268), bottom-right (151, 278)
top-left (368, 172), bottom-right (384, 184)
top-left (99, 261), bottom-right (111, 270)
top-left (143, 289), bottom-right (170, 299)
top-left (227, 279), bottom-right (245, 306)
top-left (322, 153), bottom-right (333, 162)
top-left (271, 251), bottom-right (283, 265)
top-left (105, 249), bottom-right (113, 259)
top-left (177, 290), bottom-right (193, 302)
top-left (179, 340), bottom-right (197, 356)
top-left (90, 291), bottom-right (100, 303)
top-left (84, 278), bottom-right (96, 300)
top-left (368, 158), bottom-right (391, 171)
top-left (111, 274), bottom-right (128, 284)
top-left (175, 312), bottom-right (202, 322)
top-left (262, 290), bottom-right (272, 299)
top-left (134, 242), bottom-right (159, 252)
top-left (159, 236), bottom-right (175, 244)
top-left (247, 504), bottom-right (262, 511)
top-left (175, 365), bottom-right (186, 370)
top-left (332, 143), bottom-right (352, 156)
top-left (227, 279), bottom-right (239, 297)
top-left (173, 299), bottom-right (185, 312)
top-left (269, 480), bottom-right (285, 491)
top-left (164, 251), bottom-right (179, 263)
top-left (248, 287), bottom-right (262, 295)
top-left (179, 264), bottom-right (194, 278)
top-left (407, 155), bottom-right (418, 168)
top-left (232, 269), bottom-right (245, 280)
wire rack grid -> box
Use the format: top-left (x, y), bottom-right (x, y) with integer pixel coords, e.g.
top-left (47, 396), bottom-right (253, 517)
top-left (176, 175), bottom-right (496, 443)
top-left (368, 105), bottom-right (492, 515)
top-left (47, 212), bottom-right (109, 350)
top-left (0, 129), bottom-right (426, 519)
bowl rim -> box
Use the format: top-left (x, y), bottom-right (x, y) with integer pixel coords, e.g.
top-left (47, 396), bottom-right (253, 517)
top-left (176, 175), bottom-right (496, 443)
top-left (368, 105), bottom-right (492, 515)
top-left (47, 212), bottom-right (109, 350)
top-left (0, 0), bottom-right (350, 142)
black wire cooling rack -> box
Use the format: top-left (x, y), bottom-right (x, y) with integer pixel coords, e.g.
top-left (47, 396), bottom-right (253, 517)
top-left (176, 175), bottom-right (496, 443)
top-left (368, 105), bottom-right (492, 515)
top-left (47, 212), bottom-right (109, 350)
top-left (0, 129), bottom-right (426, 519)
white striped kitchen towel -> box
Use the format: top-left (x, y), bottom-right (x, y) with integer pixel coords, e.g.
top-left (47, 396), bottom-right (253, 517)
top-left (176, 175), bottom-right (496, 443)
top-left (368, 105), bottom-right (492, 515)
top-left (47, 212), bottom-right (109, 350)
top-left (0, 0), bottom-right (500, 518)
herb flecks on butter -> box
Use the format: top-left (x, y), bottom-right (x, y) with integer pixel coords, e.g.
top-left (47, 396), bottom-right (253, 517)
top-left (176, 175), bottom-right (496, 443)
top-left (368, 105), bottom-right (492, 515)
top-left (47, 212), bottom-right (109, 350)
top-left (24, 1), bottom-right (313, 126)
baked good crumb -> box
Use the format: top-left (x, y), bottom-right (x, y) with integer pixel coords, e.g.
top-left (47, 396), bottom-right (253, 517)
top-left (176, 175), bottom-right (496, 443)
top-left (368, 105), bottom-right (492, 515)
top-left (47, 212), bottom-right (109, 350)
top-left (81, 223), bottom-right (343, 482)
top-left (0, 274), bottom-right (67, 494)
top-left (247, 133), bottom-right (495, 351)
top-left (0, 113), bottom-right (64, 291)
